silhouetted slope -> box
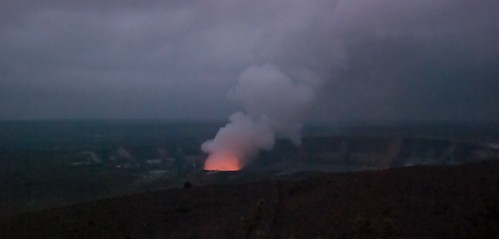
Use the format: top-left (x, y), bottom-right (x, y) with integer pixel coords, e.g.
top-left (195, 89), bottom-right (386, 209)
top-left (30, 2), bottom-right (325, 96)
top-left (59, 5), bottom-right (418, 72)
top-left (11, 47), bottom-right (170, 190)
top-left (0, 161), bottom-right (497, 239)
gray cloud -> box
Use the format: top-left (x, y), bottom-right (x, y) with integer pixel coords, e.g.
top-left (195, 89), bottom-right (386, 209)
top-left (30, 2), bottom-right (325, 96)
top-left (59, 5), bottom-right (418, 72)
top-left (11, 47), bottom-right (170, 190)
top-left (0, 0), bottom-right (497, 121)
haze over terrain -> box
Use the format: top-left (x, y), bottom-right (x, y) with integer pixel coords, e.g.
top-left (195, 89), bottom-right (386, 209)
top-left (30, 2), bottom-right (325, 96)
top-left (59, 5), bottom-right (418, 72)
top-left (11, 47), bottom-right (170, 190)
top-left (1, 3), bottom-right (498, 237)
top-left (0, 0), bottom-right (497, 122)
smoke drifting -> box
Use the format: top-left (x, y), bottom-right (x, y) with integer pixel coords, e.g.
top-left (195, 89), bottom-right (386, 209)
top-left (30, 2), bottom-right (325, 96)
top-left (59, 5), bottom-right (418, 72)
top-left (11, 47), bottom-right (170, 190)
top-left (199, 0), bottom-right (342, 170)
top-left (200, 0), bottom-right (342, 170)
top-left (202, 64), bottom-right (316, 170)
top-left (196, 0), bottom-right (498, 170)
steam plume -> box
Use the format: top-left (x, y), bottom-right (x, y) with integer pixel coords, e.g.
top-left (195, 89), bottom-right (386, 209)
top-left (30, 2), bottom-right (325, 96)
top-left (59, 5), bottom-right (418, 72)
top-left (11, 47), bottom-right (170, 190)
top-left (202, 64), bottom-right (316, 169)
top-left (202, 0), bottom-right (342, 170)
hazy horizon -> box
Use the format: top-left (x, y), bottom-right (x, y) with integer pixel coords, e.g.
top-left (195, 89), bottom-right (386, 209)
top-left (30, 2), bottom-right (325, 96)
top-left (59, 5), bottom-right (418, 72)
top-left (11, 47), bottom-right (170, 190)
top-left (1, 0), bottom-right (497, 122)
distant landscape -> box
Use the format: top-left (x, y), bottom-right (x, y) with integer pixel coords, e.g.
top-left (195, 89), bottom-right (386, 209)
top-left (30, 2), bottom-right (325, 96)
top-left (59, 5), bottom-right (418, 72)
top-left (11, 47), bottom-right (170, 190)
top-left (1, 120), bottom-right (498, 219)
top-left (1, 0), bottom-right (497, 238)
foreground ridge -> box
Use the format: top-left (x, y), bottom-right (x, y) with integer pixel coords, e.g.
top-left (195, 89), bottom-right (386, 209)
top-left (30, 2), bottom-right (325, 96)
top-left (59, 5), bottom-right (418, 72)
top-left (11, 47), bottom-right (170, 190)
top-left (0, 161), bottom-right (497, 239)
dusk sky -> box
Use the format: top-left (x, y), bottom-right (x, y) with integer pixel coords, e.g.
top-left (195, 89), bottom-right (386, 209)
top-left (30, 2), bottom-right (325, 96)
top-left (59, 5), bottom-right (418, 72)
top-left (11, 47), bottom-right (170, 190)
top-left (0, 0), bottom-right (497, 122)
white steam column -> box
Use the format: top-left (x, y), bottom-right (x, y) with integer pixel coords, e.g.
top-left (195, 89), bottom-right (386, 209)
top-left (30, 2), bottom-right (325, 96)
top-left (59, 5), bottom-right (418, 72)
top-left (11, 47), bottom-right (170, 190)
top-left (202, 64), bottom-right (315, 171)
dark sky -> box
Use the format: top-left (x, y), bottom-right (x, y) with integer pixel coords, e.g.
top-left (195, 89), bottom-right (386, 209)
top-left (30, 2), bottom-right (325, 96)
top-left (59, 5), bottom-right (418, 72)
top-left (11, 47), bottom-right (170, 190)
top-left (0, 0), bottom-right (497, 121)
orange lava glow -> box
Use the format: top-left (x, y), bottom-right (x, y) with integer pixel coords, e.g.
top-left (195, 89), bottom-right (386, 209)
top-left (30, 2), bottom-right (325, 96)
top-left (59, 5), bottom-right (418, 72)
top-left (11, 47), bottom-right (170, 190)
top-left (203, 152), bottom-right (242, 171)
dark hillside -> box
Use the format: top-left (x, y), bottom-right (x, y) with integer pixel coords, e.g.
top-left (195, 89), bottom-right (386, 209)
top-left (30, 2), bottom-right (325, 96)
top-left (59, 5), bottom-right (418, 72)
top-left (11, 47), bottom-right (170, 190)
top-left (0, 161), bottom-right (497, 238)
